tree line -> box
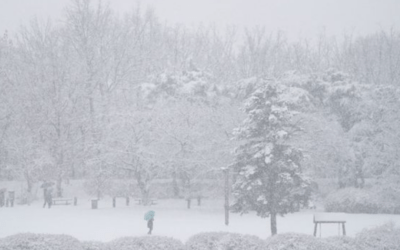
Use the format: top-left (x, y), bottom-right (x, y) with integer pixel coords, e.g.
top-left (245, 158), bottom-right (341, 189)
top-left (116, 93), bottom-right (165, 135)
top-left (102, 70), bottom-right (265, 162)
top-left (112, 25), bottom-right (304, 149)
top-left (0, 0), bottom-right (399, 209)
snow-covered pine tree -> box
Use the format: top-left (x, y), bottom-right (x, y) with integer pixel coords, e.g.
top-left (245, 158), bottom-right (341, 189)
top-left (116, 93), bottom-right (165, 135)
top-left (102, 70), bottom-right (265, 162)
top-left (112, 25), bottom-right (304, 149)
top-left (231, 77), bottom-right (311, 236)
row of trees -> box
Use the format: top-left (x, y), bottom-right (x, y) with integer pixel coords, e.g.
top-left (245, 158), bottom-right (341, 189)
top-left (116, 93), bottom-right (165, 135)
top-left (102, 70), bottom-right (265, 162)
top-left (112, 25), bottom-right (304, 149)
top-left (0, 0), bottom-right (399, 222)
top-left (231, 70), bottom-right (400, 235)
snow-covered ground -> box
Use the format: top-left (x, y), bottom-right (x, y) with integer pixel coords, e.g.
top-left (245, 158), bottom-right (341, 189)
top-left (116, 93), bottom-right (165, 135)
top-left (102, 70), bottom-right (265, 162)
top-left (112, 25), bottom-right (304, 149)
top-left (1, 198), bottom-right (399, 243)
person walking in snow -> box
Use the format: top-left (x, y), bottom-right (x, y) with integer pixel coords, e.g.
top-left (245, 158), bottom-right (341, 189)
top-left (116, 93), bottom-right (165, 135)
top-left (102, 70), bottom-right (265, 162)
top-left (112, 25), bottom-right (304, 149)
top-left (41, 180), bottom-right (54, 208)
top-left (44, 188), bottom-right (53, 208)
top-left (147, 217), bottom-right (154, 234)
top-left (144, 210), bottom-right (155, 234)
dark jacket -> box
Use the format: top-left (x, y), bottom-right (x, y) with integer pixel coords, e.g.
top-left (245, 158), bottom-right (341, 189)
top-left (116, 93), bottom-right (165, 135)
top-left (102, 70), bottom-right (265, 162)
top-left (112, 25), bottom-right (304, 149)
top-left (147, 218), bottom-right (154, 228)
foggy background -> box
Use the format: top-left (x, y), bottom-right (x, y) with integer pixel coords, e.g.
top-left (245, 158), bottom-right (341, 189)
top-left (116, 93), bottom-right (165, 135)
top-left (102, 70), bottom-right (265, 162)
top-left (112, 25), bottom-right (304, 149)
top-left (1, 0), bottom-right (399, 41)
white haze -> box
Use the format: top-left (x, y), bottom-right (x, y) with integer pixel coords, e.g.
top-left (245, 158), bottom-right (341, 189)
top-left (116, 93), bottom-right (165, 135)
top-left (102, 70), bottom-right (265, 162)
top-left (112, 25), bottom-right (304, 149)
top-left (0, 0), bottom-right (399, 41)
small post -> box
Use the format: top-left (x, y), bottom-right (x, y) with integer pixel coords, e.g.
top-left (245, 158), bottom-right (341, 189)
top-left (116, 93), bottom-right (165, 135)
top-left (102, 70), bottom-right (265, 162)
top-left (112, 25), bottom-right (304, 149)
top-left (187, 198), bottom-right (191, 209)
top-left (8, 191), bottom-right (15, 207)
top-left (197, 196), bottom-right (201, 206)
top-left (313, 223), bottom-right (317, 236)
top-left (126, 197), bottom-right (130, 206)
top-left (0, 189), bottom-right (5, 207)
top-left (313, 215), bottom-right (317, 236)
top-left (91, 199), bottom-right (98, 209)
top-left (222, 167), bottom-right (229, 226)
top-left (74, 197), bottom-right (77, 206)
top-left (113, 197), bottom-right (116, 208)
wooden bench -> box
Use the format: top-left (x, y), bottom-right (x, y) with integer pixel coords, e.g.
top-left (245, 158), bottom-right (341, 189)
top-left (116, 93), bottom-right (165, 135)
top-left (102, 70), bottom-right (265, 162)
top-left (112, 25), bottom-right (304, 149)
top-left (313, 213), bottom-right (346, 237)
top-left (112, 197), bottom-right (130, 207)
top-left (52, 198), bottom-right (73, 205)
top-left (134, 198), bottom-right (158, 205)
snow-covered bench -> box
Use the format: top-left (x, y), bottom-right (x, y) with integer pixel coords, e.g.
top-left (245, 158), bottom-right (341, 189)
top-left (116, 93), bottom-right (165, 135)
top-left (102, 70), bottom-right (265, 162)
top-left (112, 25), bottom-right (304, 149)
top-left (313, 213), bottom-right (346, 236)
top-left (112, 196), bottom-right (130, 207)
top-left (134, 198), bottom-right (158, 205)
top-left (52, 198), bottom-right (73, 205)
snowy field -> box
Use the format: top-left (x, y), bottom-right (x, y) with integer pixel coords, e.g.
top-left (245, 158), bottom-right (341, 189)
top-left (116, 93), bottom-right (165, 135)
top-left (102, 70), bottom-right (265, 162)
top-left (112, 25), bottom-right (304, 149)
top-left (1, 198), bottom-right (400, 243)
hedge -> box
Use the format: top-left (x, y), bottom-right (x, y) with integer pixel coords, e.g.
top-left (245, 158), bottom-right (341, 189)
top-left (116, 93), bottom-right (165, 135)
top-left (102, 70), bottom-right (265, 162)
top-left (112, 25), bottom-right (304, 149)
top-left (105, 236), bottom-right (184, 250)
top-left (324, 188), bottom-right (379, 213)
top-left (81, 241), bottom-right (106, 250)
top-left (264, 233), bottom-right (341, 250)
top-left (185, 232), bottom-right (228, 250)
top-left (185, 232), bottom-right (264, 250)
top-left (217, 233), bottom-right (265, 250)
top-left (323, 236), bottom-right (357, 250)
top-left (2, 226), bottom-right (400, 250)
top-left (324, 185), bottom-right (400, 214)
top-left (0, 233), bottom-right (83, 250)
top-left (353, 222), bottom-right (400, 250)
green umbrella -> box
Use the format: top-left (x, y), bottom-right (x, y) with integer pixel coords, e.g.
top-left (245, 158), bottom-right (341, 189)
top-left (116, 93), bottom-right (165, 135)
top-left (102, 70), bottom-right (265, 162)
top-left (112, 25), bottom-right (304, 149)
top-left (144, 210), bottom-right (155, 221)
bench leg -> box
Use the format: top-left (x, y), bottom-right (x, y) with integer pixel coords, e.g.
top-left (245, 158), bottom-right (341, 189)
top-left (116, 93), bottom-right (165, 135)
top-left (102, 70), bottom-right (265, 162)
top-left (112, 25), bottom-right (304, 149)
top-left (342, 223), bottom-right (346, 236)
top-left (313, 223), bottom-right (318, 236)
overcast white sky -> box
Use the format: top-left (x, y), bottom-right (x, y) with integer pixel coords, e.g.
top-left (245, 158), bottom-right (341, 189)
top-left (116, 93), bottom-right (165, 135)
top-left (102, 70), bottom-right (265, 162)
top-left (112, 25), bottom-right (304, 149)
top-left (1, 0), bottom-right (399, 40)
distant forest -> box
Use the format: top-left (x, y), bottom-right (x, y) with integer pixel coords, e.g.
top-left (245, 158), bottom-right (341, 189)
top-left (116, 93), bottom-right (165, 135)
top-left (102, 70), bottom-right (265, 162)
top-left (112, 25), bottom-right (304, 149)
top-left (1, 0), bottom-right (399, 202)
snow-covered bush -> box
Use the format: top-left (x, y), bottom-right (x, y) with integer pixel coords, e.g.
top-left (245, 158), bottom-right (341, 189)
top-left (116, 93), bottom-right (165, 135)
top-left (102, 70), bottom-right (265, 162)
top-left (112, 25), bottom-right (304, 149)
top-left (0, 233), bottom-right (83, 250)
top-left (185, 232), bottom-right (228, 250)
top-left (105, 236), bottom-right (184, 250)
top-left (324, 187), bottom-right (379, 213)
top-left (353, 222), bottom-right (400, 250)
top-left (373, 181), bottom-right (400, 214)
top-left (81, 241), bottom-right (105, 250)
top-left (324, 185), bottom-right (400, 214)
top-left (185, 232), bottom-right (265, 250)
top-left (216, 233), bottom-right (265, 250)
top-left (264, 233), bottom-right (340, 250)
top-left (323, 236), bottom-right (357, 250)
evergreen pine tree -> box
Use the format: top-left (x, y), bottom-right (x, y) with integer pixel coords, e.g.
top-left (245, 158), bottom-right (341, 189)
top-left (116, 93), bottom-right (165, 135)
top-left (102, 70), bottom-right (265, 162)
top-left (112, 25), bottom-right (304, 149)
top-left (231, 77), bottom-right (311, 236)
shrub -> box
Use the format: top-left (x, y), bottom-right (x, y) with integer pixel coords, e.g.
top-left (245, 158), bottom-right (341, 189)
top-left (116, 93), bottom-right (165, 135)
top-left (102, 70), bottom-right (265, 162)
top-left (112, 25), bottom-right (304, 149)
top-left (323, 236), bottom-right (357, 250)
top-left (185, 232), bottom-right (265, 250)
top-left (0, 233), bottom-right (83, 250)
top-left (324, 187), bottom-right (379, 213)
top-left (374, 183), bottom-right (400, 214)
top-left (354, 222), bottom-right (400, 250)
top-left (217, 233), bottom-right (265, 250)
top-left (264, 233), bottom-right (340, 250)
top-left (81, 241), bottom-right (106, 250)
top-left (324, 185), bottom-right (400, 214)
top-left (185, 232), bottom-right (228, 250)
top-left (105, 236), bottom-right (184, 250)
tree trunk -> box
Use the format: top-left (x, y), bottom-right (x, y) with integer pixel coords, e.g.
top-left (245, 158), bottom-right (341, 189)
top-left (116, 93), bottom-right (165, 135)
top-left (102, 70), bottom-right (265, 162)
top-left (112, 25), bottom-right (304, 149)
top-left (271, 212), bottom-right (277, 235)
top-left (172, 170), bottom-right (179, 198)
top-left (224, 168), bottom-right (229, 226)
top-left (136, 173), bottom-right (150, 205)
top-left (56, 177), bottom-right (63, 197)
top-left (24, 172), bottom-right (33, 193)
top-left (355, 158), bottom-right (365, 189)
top-left (23, 171), bottom-right (32, 205)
